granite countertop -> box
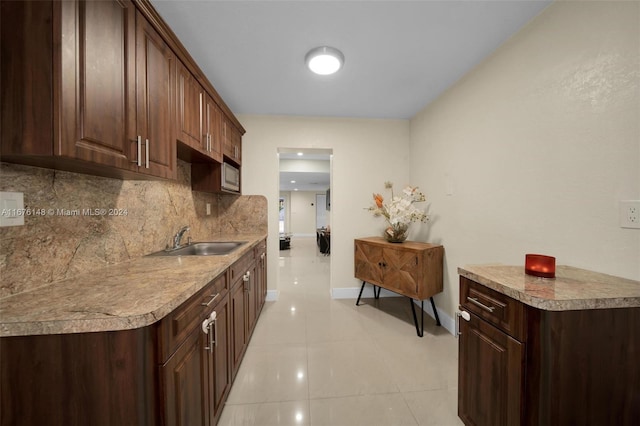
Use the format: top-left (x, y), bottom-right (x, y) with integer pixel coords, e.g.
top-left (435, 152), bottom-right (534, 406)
top-left (458, 264), bottom-right (640, 311)
top-left (0, 233), bottom-right (267, 337)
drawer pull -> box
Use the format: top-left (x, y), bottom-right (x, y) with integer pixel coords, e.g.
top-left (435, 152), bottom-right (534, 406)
top-left (467, 297), bottom-right (495, 312)
top-left (201, 293), bottom-right (219, 307)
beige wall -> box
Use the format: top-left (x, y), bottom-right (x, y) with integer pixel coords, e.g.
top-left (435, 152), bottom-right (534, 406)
top-left (240, 115), bottom-right (411, 294)
top-left (289, 191), bottom-right (326, 236)
top-left (410, 0), bottom-right (640, 320)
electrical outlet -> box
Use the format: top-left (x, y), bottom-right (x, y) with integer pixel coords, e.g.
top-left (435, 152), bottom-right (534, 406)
top-left (0, 192), bottom-right (25, 227)
top-left (619, 200), bottom-right (640, 229)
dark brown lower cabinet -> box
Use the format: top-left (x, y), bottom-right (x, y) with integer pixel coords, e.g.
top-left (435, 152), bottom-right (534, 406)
top-left (230, 279), bottom-right (247, 380)
top-left (210, 293), bottom-right (232, 424)
top-left (0, 329), bottom-right (158, 426)
top-left (161, 292), bottom-right (231, 426)
top-left (0, 240), bottom-right (267, 426)
top-left (458, 311), bottom-right (523, 426)
top-left (458, 276), bottom-right (640, 426)
top-left (162, 325), bottom-right (209, 426)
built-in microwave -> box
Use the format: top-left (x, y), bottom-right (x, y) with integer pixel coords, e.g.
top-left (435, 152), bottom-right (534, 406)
top-left (221, 162), bottom-right (240, 193)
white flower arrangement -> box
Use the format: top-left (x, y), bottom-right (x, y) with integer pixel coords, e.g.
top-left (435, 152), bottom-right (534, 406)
top-left (367, 182), bottom-right (429, 240)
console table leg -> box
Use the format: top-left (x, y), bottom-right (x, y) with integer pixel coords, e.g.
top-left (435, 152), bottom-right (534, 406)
top-left (356, 281), bottom-right (366, 306)
top-left (374, 286), bottom-right (381, 299)
top-left (409, 299), bottom-right (424, 337)
top-left (430, 297), bottom-right (441, 326)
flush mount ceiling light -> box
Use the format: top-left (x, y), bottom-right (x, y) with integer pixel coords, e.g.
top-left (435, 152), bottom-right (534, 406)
top-left (305, 46), bottom-right (344, 75)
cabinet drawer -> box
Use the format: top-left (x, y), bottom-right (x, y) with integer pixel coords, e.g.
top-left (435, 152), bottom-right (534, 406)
top-left (460, 277), bottom-right (524, 341)
top-left (158, 273), bottom-right (228, 361)
top-left (254, 240), bottom-right (266, 256)
top-left (229, 251), bottom-right (255, 283)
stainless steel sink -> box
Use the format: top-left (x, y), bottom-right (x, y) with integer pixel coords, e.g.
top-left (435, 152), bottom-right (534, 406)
top-left (148, 241), bottom-right (247, 257)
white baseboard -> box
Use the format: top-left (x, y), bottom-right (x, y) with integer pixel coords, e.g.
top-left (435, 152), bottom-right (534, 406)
top-left (265, 290), bottom-right (279, 301)
top-left (331, 286), bottom-right (456, 336)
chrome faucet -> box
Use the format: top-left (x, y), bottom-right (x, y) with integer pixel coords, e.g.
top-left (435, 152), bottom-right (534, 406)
top-left (172, 226), bottom-right (190, 249)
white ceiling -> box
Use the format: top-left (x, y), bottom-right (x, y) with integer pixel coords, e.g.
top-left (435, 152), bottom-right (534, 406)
top-left (279, 150), bottom-right (331, 192)
top-left (150, 0), bottom-right (551, 120)
top-left (150, 0), bottom-right (551, 191)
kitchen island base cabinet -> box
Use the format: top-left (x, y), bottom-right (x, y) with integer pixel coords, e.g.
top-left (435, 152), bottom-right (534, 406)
top-left (458, 276), bottom-right (640, 426)
top-left (458, 308), bottom-right (523, 426)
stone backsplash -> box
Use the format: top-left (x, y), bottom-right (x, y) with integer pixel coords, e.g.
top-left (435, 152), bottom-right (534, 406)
top-left (0, 161), bottom-right (267, 297)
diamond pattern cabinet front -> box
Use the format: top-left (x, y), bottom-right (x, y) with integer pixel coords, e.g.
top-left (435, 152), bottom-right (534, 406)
top-left (354, 237), bottom-right (444, 300)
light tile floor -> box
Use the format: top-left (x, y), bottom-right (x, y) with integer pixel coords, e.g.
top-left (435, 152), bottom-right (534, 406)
top-left (218, 237), bottom-right (463, 426)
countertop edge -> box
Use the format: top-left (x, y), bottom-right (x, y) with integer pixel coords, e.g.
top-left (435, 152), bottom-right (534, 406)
top-left (458, 266), bottom-right (640, 311)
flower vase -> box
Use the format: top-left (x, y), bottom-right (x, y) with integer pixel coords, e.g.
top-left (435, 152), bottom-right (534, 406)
top-left (384, 223), bottom-right (409, 243)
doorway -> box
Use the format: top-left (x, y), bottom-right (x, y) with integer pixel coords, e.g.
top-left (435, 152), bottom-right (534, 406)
top-left (277, 148), bottom-right (332, 238)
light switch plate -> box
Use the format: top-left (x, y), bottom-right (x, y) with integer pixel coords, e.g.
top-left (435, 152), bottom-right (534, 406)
top-left (0, 192), bottom-right (25, 227)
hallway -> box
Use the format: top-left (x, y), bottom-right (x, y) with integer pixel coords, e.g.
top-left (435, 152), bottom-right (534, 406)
top-left (219, 236), bottom-right (462, 425)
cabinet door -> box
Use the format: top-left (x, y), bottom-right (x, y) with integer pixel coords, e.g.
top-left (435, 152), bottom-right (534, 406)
top-left (162, 327), bottom-right (208, 426)
top-left (58, 0), bottom-right (136, 169)
top-left (222, 115), bottom-right (242, 165)
top-left (257, 249), bottom-right (267, 312)
top-left (245, 263), bottom-right (258, 336)
top-left (208, 297), bottom-right (231, 425)
top-left (204, 95), bottom-right (223, 162)
top-left (176, 61), bottom-right (205, 151)
top-left (230, 280), bottom-right (246, 379)
top-left (354, 240), bottom-right (384, 285)
top-left (380, 247), bottom-right (421, 298)
top-left (135, 11), bottom-right (176, 179)
top-left (458, 312), bottom-right (523, 426)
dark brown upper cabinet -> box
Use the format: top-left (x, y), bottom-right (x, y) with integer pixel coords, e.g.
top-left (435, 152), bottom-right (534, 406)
top-left (1, 0), bottom-right (175, 179)
top-left (135, 10), bottom-right (177, 179)
top-left (176, 60), bottom-right (224, 164)
top-left (222, 115), bottom-right (242, 166)
top-left (1, 0), bottom-right (245, 184)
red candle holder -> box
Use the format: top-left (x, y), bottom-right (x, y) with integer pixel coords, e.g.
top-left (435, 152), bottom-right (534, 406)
top-left (525, 254), bottom-right (556, 278)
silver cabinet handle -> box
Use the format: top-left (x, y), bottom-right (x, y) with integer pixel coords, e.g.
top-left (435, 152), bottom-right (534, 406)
top-left (212, 317), bottom-right (217, 348)
top-left (203, 311), bottom-right (216, 352)
top-left (204, 320), bottom-right (214, 352)
top-left (145, 139), bottom-right (150, 168)
top-left (134, 136), bottom-right (142, 166)
top-left (201, 293), bottom-right (219, 307)
top-left (467, 297), bottom-right (495, 312)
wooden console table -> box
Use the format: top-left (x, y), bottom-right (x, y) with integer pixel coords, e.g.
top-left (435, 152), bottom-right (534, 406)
top-left (354, 237), bottom-right (444, 336)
